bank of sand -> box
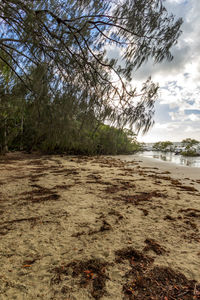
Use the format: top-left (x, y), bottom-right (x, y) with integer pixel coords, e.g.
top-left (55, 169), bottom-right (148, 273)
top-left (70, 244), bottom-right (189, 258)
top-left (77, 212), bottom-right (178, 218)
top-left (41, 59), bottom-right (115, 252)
top-left (0, 153), bottom-right (200, 299)
top-left (117, 154), bottom-right (200, 192)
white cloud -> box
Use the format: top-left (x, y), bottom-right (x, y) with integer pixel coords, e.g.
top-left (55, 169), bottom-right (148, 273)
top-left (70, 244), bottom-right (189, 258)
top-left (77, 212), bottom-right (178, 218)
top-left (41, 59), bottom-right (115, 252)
top-left (107, 0), bottom-right (200, 142)
top-left (137, 0), bottom-right (200, 142)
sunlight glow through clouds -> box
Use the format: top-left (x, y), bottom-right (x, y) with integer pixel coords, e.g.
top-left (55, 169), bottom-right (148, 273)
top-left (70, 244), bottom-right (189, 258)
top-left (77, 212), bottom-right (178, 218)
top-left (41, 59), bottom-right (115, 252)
top-left (107, 0), bottom-right (200, 142)
top-left (137, 0), bottom-right (200, 142)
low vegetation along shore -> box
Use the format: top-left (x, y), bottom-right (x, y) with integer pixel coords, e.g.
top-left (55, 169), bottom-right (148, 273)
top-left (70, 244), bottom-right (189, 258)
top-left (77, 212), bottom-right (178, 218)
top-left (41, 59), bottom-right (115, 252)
top-left (0, 152), bottom-right (200, 299)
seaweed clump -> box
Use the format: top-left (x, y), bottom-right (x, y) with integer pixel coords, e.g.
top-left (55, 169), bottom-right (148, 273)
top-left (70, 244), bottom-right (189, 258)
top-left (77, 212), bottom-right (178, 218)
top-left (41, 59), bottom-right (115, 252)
top-left (115, 247), bottom-right (199, 299)
top-left (123, 266), bottom-right (199, 300)
top-left (51, 258), bottom-right (110, 299)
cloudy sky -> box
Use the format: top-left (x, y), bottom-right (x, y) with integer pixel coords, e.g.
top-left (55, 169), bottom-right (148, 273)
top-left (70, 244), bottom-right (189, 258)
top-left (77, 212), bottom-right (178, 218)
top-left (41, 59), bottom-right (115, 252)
top-left (134, 0), bottom-right (200, 143)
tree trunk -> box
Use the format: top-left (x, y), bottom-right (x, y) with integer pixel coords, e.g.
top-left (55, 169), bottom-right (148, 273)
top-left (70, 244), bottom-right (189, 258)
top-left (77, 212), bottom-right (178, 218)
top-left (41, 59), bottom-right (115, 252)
top-left (3, 118), bottom-right (8, 153)
top-left (20, 116), bottom-right (23, 150)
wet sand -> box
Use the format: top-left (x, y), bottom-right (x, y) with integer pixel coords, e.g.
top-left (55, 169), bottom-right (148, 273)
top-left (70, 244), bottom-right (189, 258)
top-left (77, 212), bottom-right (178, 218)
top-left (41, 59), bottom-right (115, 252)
top-left (117, 154), bottom-right (200, 192)
top-left (0, 152), bottom-right (200, 299)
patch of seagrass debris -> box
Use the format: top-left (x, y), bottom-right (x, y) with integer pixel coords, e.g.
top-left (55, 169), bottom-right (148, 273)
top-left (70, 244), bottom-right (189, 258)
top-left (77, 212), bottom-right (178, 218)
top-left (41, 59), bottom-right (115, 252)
top-left (51, 259), bottom-right (110, 299)
top-left (164, 215), bottom-right (176, 221)
top-left (99, 220), bottom-right (112, 231)
top-left (53, 184), bottom-right (74, 190)
top-left (143, 239), bottom-right (167, 255)
top-left (31, 167), bottom-right (50, 173)
top-left (52, 168), bottom-right (79, 176)
top-left (71, 230), bottom-right (86, 237)
top-left (139, 170), bottom-right (159, 176)
top-left (29, 173), bottom-right (48, 181)
top-left (183, 220), bottom-right (198, 231)
top-left (0, 216), bottom-right (39, 235)
top-left (28, 159), bottom-right (45, 166)
top-left (88, 220), bottom-right (112, 235)
top-left (30, 193), bottom-right (60, 203)
top-left (87, 174), bottom-right (102, 181)
top-left (2, 216), bottom-right (39, 224)
top-left (104, 184), bottom-right (122, 194)
top-left (148, 174), bottom-right (183, 185)
top-left (177, 185), bottom-right (198, 192)
top-left (0, 152), bottom-right (29, 163)
top-left (154, 180), bottom-right (162, 184)
top-left (22, 256), bottom-right (39, 266)
top-left (123, 265), bottom-right (199, 300)
top-left (188, 192), bottom-right (200, 197)
top-left (104, 181), bottom-right (135, 194)
top-left (86, 178), bottom-right (110, 185)
top-left (0, 224), bottom-right (12, 235)
top-left (171, 178), bottom-right (182, 185)
top-left (0, 158), bottom-right (13, 164)
top-left (160, 171), bottom-right (171, 175)
top-left (21, 184), bottom-right (60, 203)
top-left (115, 247), bottom-right (154, 267)
top-left (141, 166), bottom-right (159, 170)
top-left (140, 208), bottom-right (149, 216)
top-left (108, 209), bottom-right (124, 222)
top-left (11, 174), bottom-right (30, 180)
top-left (115, 191), bottom-right (167, 206)
top-left (22, 184), bottom-right (54, 195)
top-left (182, 231), bottom-right (200, 243)
top-left (179, 208), bottom-right (200, 218)
top-left (72, 220), bottom-right (112, 237)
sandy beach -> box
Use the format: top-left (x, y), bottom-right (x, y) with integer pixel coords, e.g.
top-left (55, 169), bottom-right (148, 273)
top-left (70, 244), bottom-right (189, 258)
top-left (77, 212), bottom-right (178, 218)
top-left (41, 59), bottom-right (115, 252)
top-left (0, 152), bottom-right (200, 299)
top-left (117, 154), bottom-right (200, 192)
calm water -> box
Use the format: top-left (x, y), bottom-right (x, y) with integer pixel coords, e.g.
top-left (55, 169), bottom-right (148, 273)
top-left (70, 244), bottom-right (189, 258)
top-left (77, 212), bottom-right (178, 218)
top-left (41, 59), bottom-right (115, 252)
top-left (139, 151), bottom-right (200, 168)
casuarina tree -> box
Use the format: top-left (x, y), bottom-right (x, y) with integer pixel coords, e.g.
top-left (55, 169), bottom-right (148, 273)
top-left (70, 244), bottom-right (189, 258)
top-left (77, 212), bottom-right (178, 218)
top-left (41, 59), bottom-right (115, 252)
top-left (0, 0), bottom-right (182, 137)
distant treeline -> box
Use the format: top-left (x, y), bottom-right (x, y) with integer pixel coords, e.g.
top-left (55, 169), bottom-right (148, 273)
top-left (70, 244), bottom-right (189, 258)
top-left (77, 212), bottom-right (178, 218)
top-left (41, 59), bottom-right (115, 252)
top-left (152, 139), bottom-right (200, 156)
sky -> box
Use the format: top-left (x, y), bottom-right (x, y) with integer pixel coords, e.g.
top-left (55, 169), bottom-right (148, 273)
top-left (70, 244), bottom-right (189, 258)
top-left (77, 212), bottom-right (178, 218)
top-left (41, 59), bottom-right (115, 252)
top-left (132, 0), bottom-right (200, 143)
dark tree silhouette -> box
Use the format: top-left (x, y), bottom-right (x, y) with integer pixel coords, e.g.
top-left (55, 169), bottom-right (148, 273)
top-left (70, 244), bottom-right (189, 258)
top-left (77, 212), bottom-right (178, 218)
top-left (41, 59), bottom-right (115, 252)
top-left (0, 0), bottom-right (182, 133)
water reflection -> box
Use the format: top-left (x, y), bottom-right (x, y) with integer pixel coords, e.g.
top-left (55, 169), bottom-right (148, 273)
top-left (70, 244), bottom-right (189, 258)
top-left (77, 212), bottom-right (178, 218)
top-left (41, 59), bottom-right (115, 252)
top-left (139, 151), bottom-right (200, 168)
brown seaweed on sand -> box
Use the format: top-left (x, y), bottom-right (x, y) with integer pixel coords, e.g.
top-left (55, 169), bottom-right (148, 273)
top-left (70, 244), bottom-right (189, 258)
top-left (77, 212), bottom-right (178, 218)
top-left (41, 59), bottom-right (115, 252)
top-left (104, 181), bottom-right (135, 194)
top-left (116, 191), bottom-right (167, 206)
top-left (51, 259), bottom-right (110, 299)
top-left (20, 184), bottom-right (60, 203)
top-left (179, 208), bottom-right (200, 218)
top-left (143, 238), bottom-right (167, 255)
top-left (115, 248), bottom-right (199, 300)
top-left (177, 185), bottom-right (198, 192)
top-left (115, 247), bottom-right (154, 267)
top-left (123, 265), bottom-right (199, 300)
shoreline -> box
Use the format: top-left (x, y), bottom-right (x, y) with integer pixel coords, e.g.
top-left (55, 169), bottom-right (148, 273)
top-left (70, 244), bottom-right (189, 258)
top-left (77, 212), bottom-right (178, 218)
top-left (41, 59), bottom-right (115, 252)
top-left (0, 153), bottom-right (200, 299)
top-left (116, 154), bottom-right (200, 192)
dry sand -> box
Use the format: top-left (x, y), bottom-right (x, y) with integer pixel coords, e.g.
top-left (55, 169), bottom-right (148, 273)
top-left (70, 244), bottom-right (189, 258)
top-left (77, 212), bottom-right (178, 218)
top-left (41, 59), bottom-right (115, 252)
top-left (0, 152), bottom-right (200, 299)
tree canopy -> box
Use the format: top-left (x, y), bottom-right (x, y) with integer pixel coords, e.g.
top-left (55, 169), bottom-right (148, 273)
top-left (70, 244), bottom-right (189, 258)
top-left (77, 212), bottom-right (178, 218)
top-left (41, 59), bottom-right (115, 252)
top-left (181, 138), bottom-right (199, 149)
top-left (153, 141), bottom-right (174, 151)
top-left (1, 1), bottom-right (182, 126)
top-left (0, 0), bottom-right (183, 153)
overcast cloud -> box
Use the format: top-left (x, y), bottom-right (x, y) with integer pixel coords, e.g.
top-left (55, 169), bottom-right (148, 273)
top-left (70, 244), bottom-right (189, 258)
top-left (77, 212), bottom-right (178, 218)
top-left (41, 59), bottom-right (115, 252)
top-left (133, 0), bottom-right (200, 142)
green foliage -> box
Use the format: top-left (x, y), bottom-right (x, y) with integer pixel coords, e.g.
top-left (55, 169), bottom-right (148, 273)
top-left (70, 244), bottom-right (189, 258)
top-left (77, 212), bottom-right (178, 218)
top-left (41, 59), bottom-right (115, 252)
top-left (0, 0), bottom-right (183, 134)
top-left (0, 66), bottom-right (141, 155)
top-left (180, 138), bottom-right (200, 156)
top-left (0, 1), bottom-right (182, 153)
top-left (93, 125), bottom-right (139, 155)
top-left (153, 141), bottom-right (174, 151)
top-left (180, 150), bottom-right (198, 157)
top-left (181, 138), bottom-right (199, 149)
